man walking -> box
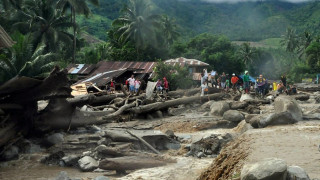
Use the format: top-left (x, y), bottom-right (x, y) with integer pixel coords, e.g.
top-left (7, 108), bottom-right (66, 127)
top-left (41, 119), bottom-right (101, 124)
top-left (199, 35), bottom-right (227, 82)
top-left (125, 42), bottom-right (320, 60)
top-left (243, 70), bottom-right (250, 94)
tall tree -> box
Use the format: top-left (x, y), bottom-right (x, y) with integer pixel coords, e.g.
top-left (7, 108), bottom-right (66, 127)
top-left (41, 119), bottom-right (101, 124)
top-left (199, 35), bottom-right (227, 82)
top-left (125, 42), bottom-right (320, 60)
top-left (56, 0), bottom-right (99, 63)
top-left (112, 0), bottom-right (161, 59)
top-left (11, 0), bottom-right (74, 53)
top-left (280, 27), bottom-right (299, 53)
top-left (160, 15), bottom-right (180, 48)
top-left (239, 42), bottom-right (256, 68)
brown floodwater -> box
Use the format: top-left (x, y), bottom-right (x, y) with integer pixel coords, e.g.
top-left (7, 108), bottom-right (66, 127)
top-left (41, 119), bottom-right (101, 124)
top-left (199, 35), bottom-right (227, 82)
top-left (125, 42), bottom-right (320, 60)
top-left (0, 154), bottom-right (112, 180)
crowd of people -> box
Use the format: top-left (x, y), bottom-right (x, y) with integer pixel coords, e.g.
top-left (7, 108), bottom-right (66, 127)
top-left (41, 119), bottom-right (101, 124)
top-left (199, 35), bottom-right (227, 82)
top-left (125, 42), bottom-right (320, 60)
top-left (200, 69), bottom-right (296, 97)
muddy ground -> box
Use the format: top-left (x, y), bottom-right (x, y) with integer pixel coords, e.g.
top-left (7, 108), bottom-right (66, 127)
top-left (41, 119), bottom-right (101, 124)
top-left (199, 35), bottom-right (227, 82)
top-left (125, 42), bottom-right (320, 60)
top-left (0, 91), bottom-right (320, 180)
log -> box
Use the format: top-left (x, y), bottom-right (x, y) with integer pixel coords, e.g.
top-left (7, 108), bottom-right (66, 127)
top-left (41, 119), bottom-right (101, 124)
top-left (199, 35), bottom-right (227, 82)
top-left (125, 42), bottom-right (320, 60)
top-left (99, 156), bottom-right (170, 171)
top-left (168, 87), bottom-right (221, 97)
top-left (130, 93), bottom-right (226, 114)
top-left (126, 130), bottom-right (161, 154)
top-left (68, 93), bottom-right (126, 107)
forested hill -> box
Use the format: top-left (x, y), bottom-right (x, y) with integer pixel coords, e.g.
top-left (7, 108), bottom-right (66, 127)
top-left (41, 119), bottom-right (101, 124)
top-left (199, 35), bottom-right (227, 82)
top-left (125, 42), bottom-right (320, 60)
top-left (82, 0), bottom-right (320, 41)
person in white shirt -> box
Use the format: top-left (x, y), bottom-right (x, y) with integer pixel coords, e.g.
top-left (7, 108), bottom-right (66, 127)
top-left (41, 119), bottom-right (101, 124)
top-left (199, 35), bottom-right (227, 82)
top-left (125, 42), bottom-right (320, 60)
top-left (127, 75), bottom-right (135, 94)
top-left (134, 79), bottom-right (141, 93)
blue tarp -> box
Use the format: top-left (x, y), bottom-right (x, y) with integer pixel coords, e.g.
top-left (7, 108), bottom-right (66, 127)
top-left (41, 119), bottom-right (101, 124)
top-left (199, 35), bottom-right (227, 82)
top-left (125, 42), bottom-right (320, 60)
top-left (239, 74), bottom-right (256, 82)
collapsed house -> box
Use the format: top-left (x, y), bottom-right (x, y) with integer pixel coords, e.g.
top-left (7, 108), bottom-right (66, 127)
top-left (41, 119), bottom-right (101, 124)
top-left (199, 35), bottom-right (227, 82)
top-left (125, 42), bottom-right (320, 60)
top-left (67, 61), bottom-right (157, 96)
top-left (164, 57), bottom-right (210, 81)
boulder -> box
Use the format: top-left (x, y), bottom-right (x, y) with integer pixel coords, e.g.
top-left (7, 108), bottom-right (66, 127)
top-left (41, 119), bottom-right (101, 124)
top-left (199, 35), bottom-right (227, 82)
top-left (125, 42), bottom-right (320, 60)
top-left (233, 120), bottom-right (253, 134)
top-left (201, 100), bottom-right (215, 110)
top-left (78, 156), bottom-right (98, 172)
top-left (274, 96), bottom-right (303, 121)
top-left (210, 101), bottom-right (230, 116)
top-left (46, 133), bottom-right (64, 146)
top-left (61, 155), bottom-right (80, 167)
top-left (230, 101), bottom-right (248, 110)
top-left (287, 166), bottom-right (310, 180)
top-left (2, 145), bottom-right (19, 160)
top-left (259, 112), bottom-right (298, 128)
top-left (240, 94), bottom-right (254, 102)
top-left (293, 94), bottom-right (310, 101)
top-left (223, 110), bottom-right (245, 122)
top-left (241, 158), bottom-right (287, 180)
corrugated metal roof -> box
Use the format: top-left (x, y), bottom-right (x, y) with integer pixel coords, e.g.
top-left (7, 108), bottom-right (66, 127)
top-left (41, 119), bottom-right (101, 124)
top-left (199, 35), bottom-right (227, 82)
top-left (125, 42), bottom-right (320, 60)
top-left (93, 61), bottom-right (157, 74)
top-left (0, 25), bottom-right (15, 49)
top-left (164, 57), bottom-right (209, 67)
top-left (67, 64), bottom-right (96, 75)
top-left (75, 69), bottom-right (128, 86)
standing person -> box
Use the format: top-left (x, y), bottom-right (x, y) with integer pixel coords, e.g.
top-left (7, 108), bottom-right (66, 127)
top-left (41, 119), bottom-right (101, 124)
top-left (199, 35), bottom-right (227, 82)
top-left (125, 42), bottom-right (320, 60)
top-left (220, 72), bottom-right (226, 89)
top-left (243, 70), bottom-right (250, 94)
top-left (134, 78), bottom-right (141, 93)
top-left (256, 74), bottom-right (267, 97)
top-left (110, 78), bottom-right (115, 94)
top-left (210, 70), bottom-right (216, 87)
top-left (231, 73), bottom-right (239, 93)
top-left (281, 74), bottom-right (287, 87)
top-left (156, 79), bottom-right (162, 93)
top-left (203, 69), bottom-right (208, 86)
top-left (127, 75), bottom-right (135, 95)
top-left (225, 77), bottom-right (230, 92)
top-left (163, 77), bottom-right (169, 99)
top-left (201, 81), bottom-right (208, 96)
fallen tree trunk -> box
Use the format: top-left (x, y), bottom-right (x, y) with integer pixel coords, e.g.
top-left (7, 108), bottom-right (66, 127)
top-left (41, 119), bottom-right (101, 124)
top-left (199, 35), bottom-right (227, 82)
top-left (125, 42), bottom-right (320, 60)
top-left (68, 93), bottom-right (126, 107)
top-left (126, 130), bottom-right (161, 154)
top-left (130, 93), bottom-right (226, 114)
top-left (168, 87), bottom-right (221, 97)
top-left (99, 156), bottom-right (171, 172)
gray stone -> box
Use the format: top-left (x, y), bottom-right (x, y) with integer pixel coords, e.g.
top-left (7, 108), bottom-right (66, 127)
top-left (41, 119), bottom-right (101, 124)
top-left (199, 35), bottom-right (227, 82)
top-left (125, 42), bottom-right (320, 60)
top-left (197, 152), bottom-right (205, 158)
top-left (234, 120), bottom-right (253, 134)
top-left (165, 142), bottom-right (181, 150)
top-left (241, 158), bottom-right (287, 180)
top-left (223, 110), bottom-right (245, 122)
top-left (230, 101), bottom-right (248, 110)
top-left (2, 145), bottom-right (19, 160)
top-left (210, 101), bottom-right (230, 116)
top-left (94, 176), bottom-right (110, 180)
top-left (240, 94), bottom-right (254, 102)
top-left (165, 130), bottom-right (175, 138)
top-left (287, 166), bottom-right (310, 180)
top-left (201, 100), bottom-right (215, 110)
top-left (55, 171), bottom-right (70, 180)
top-left (62, 155), bottom-right (80, 167)
top-left (274, 96), bottom-right (303, 121)
top-left (47, 133), bottom-right (64, 146)
top-left (202, 112), bottom-right (209, 116)
top-left (78, 156), bottom-right (98, 172)
top-left (80, 105), bottom-right (87, 111)
top-left (259, 112), bottom-right (298, 128)
top-left (155, 110), bottom-right (163, 118)
top-left (95, 145), bottom-right (108, 153)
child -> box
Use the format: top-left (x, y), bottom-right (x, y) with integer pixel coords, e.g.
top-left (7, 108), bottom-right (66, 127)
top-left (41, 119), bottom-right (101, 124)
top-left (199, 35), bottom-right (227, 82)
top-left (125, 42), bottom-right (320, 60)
top-left (134, 79), bottom-right (141, 93)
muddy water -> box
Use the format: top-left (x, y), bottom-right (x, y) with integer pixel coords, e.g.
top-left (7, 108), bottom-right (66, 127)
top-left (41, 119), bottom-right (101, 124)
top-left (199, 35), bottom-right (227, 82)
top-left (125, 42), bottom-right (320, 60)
top-left (0, 154), bottom-right (107, 180)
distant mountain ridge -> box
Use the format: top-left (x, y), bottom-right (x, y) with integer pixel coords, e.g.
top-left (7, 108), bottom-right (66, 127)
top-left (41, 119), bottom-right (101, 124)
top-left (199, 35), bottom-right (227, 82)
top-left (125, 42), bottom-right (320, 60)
top-left (81, 0), bottom-right (320, 41)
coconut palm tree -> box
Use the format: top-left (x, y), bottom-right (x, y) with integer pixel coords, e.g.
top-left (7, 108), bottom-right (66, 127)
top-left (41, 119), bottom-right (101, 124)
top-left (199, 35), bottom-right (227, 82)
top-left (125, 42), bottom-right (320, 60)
top-left (0, 32), bottom-right (57, 83)
top-left (239, 42), bottom-right (256, 68)
top-left (11, 0), bottom-right (74, 53)
top-left (161, 15), bottom-right (180, 48)
top-left (56, 0), bottom-right (99, 63)
top-left (281, 27), bottom-right (299, 53)
top-left (112, 0), bottom-right (161, 58)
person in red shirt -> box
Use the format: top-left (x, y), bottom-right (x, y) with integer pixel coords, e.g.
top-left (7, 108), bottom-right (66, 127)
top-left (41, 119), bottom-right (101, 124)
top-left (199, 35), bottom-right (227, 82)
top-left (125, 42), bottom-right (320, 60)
top-left (163, 77), bottom-right (169, 99)
top-left (231, 73), bottom-right (239, 93)
top-left (110, 78), bottom-right (115, 94)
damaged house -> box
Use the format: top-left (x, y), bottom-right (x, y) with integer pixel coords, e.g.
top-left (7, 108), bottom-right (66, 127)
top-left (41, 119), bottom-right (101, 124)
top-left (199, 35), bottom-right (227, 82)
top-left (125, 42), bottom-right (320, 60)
top-left (164, 57), bottom-right (209, 81)
top-left (67, 61), bottom-right (157, 96)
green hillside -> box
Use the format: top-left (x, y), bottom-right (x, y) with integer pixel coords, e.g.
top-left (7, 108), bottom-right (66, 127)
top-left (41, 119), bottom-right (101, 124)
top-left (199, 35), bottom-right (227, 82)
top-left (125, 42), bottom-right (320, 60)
top-left (78, 0), bottom-right (320, 41)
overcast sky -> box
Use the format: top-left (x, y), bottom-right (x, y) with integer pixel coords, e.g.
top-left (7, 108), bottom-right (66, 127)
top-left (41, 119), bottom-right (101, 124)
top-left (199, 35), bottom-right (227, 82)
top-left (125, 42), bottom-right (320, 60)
top-left (198, 0), bottom-right (312, 3)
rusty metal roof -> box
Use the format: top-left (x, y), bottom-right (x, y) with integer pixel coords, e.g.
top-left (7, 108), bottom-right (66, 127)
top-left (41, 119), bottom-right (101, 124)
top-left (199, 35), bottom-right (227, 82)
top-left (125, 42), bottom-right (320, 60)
top-left (75, 69), bottom-right (128, 86)
top-left (0, 25), bottom-right (15, 49)
top-left (164, 57), bottom-right (209, 67)
top-left (93, 61), bottom-right (157, 74)
top-left (66, 64), bottom-right (96, 75)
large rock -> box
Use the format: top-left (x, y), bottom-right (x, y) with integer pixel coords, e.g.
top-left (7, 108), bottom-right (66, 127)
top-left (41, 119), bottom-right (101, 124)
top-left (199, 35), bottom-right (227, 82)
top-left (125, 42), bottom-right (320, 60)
top-left (274, 96), bottom-right (303, 121)
top-left (210, 101), bottom-right (230, 116)
top-left (230, 101), bottom-right (248, 110)
top-left (78, 156), bottom-right (98, 172)
top-left (46, 133), bottom-right (64, 146)
top-left (2, 145), bottom-right (19, 160)
top-left (258, 112), bottom-right (298, 128)
top-left (287, 166), bottom-right (310, 180)
top-left (240, 94), bottom-right (254, 102)
top-left (61, 155), bottom-right (80, 167)
top-left (223, 110), bottom-right (245, 122)
top-left (241, 158), bottom-right (287, 180)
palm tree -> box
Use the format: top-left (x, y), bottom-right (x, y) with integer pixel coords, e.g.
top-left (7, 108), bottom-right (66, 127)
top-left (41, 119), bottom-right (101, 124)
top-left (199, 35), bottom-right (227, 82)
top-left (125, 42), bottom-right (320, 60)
top-left (11, 0), bottom-right (74, 53)
top-left (280, 27), bottom-right (299, 53)
top-left (112, 0), bottom-right (161, 58)
top-left (56, 0), bottom-right (99, 63)
top-left (0, 32), bottom-right (56, 83)
top-left (297, 31), bottom-right (312, 59)
top-left (239, 42), bottom-right (256, 68)
top-left (161, 15), bottom-right (180, 48)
